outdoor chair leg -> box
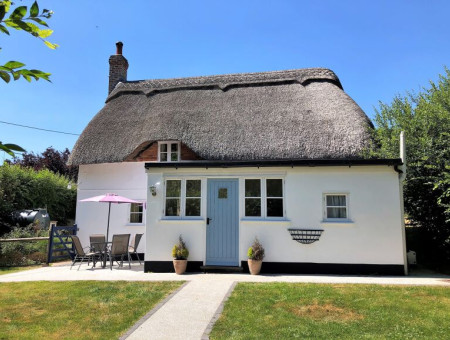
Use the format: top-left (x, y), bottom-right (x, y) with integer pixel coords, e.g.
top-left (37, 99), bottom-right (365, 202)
top-left (78, 255), bottom-right (85, 270)
top-left (70, 255), bottom-right (78, 270)
top-left (137, 253), bottom-right (141, 265)
top-left (127, 252), bottom-right (131, 268)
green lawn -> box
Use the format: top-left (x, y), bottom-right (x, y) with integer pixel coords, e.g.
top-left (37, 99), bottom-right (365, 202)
top-left (0, 281), bottom-right (183, 340)
top-left (210, 283), bottom-right (450, 339)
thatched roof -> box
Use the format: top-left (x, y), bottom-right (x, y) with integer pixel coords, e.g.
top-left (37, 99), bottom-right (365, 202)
top-left (68, 68), bottom-right (373, 166)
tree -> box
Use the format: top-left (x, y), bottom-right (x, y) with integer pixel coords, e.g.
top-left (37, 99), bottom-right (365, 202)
top-left (371, 68), bottom-right (450, 267)
top-left (0, 1), bottom-right (58, 156)
top-left (0, 0), bottom-right (57, 83)
top-left (9, 147), bottom-right (78, 181)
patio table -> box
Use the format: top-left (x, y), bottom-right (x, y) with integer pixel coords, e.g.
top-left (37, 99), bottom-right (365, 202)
top-left (90, 241), bottom-right (112, 268)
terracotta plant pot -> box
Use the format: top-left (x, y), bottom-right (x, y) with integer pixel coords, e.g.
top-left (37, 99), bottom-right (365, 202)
top-left (173, 259), bottom-right (187, 274)
top-left (248, 259), bottom-right (262, 275)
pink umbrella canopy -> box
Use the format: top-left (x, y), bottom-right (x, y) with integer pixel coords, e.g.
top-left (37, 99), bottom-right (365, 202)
top-left (80, 193), bottom-right (141, 204)
top-left (80, 193), bottom-right (143, 242)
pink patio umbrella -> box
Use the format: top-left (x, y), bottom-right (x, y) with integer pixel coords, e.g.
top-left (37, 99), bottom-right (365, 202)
top-left (80, 193), bottom-right (142, 242)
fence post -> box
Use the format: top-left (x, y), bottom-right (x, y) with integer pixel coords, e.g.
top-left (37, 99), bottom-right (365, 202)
top-left (46, 224), bottom-right (55, 264)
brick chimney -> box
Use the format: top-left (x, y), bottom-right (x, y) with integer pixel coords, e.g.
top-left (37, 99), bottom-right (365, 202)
top-left (108, 41), bottom-right (128, 95)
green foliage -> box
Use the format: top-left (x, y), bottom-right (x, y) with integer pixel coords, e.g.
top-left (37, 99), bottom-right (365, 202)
top-left (0, 225), bottom-right (48, 266)
top-left (247, 237), bottom-right (265, 261)
top-left (0, 142), bottom-right (25, 157)
top-left (0, 0), bottom-right (57, 83)
top-left (171, 235), bottom-right (189, 260)
top-left (370, 67), bottom-right (450, 265)
top-left (0, 164), bottom-right (76, 233)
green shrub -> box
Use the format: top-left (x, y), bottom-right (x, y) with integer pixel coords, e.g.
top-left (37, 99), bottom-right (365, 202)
top-left (172, 235), bottom-right (189, 260)
top-left (0, 225), bottom-right (48, 266)
top-left (0, 164), bottom-right (77, 234)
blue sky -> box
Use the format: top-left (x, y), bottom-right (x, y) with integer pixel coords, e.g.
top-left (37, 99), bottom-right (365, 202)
top-left (1, 0), bottom-right (449, 161)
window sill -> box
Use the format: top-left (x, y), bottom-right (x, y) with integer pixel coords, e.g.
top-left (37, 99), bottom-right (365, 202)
top-left (125, 223), bottom-right (145, 227)
top-left (159, 218), bottom-right (204, 223)
top-left (241, 218), bottom-right (291, 224)
top-left (320, 220), bottom-right (354, 225)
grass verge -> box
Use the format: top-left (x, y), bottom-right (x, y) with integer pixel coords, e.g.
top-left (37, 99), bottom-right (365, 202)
top-left (210, 283), bottom-right (450, 339)
top-left (0, 281), bottom-right (183, 339)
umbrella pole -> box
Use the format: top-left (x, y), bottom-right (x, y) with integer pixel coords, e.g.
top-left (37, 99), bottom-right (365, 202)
top-left (106, 202), bottom-right (111, 242)
top-left (103, 202), bottom-right (112, 268)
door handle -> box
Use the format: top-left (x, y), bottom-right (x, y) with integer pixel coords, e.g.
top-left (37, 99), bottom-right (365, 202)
top-left (207, 217), bottom-right (212, 225)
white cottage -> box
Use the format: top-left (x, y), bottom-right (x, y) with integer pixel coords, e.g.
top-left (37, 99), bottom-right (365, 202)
top-left (69, 43), bottom-right (407, 275)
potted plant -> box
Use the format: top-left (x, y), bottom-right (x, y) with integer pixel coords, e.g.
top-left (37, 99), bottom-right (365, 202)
top-left (172, 235), bottom-right (189, 274)
top-left (247, 237), bottom-right (265, 275)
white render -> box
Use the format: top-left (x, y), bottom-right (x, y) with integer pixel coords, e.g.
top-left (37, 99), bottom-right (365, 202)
top-left (75, 162), bottom-right (147, 252)
top-left (145, 166), bottom-right (406, 269)
top-left (75, 162), bottom-right (406, 271)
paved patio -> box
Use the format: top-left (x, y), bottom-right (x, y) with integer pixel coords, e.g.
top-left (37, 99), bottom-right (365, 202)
top-left (1, 263), bottom-right (448, 340)
top-left (1, 262), bottom-right (449, 285)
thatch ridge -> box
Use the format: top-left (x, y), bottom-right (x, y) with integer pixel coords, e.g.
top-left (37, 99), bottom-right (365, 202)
top-left (107, 68), bottom-right (342, 102)
top-left (68, 68), bottom-right (372, 166)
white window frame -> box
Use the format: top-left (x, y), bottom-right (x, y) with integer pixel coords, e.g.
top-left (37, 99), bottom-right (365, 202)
top-left (128, 202), bottom-right (145, 225)
top-left (163, 178), bottom-right (203, 219)
top-left (243, 178), bottom-right (285, 219)
top-left (158, 141), bottom-right (181, 162)
top-left (323, 193), bottom-right (350, 221)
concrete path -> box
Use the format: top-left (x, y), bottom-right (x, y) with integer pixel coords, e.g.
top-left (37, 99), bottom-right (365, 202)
top-left (1, 263), bottom-right (449, 340)
top-left (124, 280), bottom-right (234, 340)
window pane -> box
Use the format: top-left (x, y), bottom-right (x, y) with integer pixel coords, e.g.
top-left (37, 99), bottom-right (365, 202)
top-left (185, 198), bottom-right (201, 216)
top-left (166, 180), bottom-right (181, 197)
top-left (245, 198), bottom-right (261, 216)
top-left (160, 153), bottom-right (168, 162)
top-left (327, 207), bottom-right (347, 218)
top-left (186, 180), bottom-right (201, 197)
top-left (267, 198), bottom-right (283, 217)
top-left (267, 179), bottom-right (283, 197)
top-left (327, 195), bottom-right (346, 207)
top-left (171, 152), bottom-right (178, 161)
top-left (160, 144), bottom-right (167, 152)
top-left (130, 203), bottom-right (140, 213)
top-left (166, 199), bottom-right (180, 216)
top-left (130, 213), bottom-right (143, 223)
top-left (171, 143), bottom-right (178, 152)
top-left (245, 179), bottom-right (261, 197)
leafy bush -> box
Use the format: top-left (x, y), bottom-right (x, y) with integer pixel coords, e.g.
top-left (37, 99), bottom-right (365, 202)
top-left (369, 68), bottom-right (450, 269)
top-left (247, 237), bottom-right (265, 261)
top-left (172, 235), bottom-right (189, 260)
top-left (0, 164), bottom-right (76, 235)
top-left (0, 225), bottom-right (48, 266)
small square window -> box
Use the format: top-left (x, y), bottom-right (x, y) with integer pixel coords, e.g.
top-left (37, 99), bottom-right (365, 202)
top-left (159, 142), bottom-right (180, 162)
top-left (129, 203), bottom-right (144, 224)
top-left (218, 188), bottom-right (228, 199)
top-left (324, 194), bottom-right (348, 219)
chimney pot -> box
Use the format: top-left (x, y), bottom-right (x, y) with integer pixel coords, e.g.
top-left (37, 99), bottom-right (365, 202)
top-left (108, 42), bottom-right (128, 95)
top-left (116, 41), bottom-right (123, 55)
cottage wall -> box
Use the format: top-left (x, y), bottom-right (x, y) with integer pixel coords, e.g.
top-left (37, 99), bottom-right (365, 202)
top-left (74, 163), bottom-right (406, 273)
top-left (75, 162), bottom-right (147, 252)
top-left (145, 166), bottom-right (406, 273)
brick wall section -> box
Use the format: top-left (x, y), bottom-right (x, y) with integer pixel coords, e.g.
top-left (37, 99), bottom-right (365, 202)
top-left (180, 143), bottom-right (203, 160)
top-left (132, 142), bottom-right (202, 162)
top-left (108, 55), bottom-right (128, 94)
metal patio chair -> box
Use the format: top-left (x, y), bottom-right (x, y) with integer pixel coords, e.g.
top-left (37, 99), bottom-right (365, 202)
top-left (128, 233), bottom-right (143, 264)
top-left (108, 234), bottom-right (131, 270)
top-left (70, 235), bottom-right (98, 270)
top-left (89, 234), bottom-right (106, 267)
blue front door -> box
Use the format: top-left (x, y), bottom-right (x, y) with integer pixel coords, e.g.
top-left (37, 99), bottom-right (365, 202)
top-left (206, 179), bottom-right (239, 266)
